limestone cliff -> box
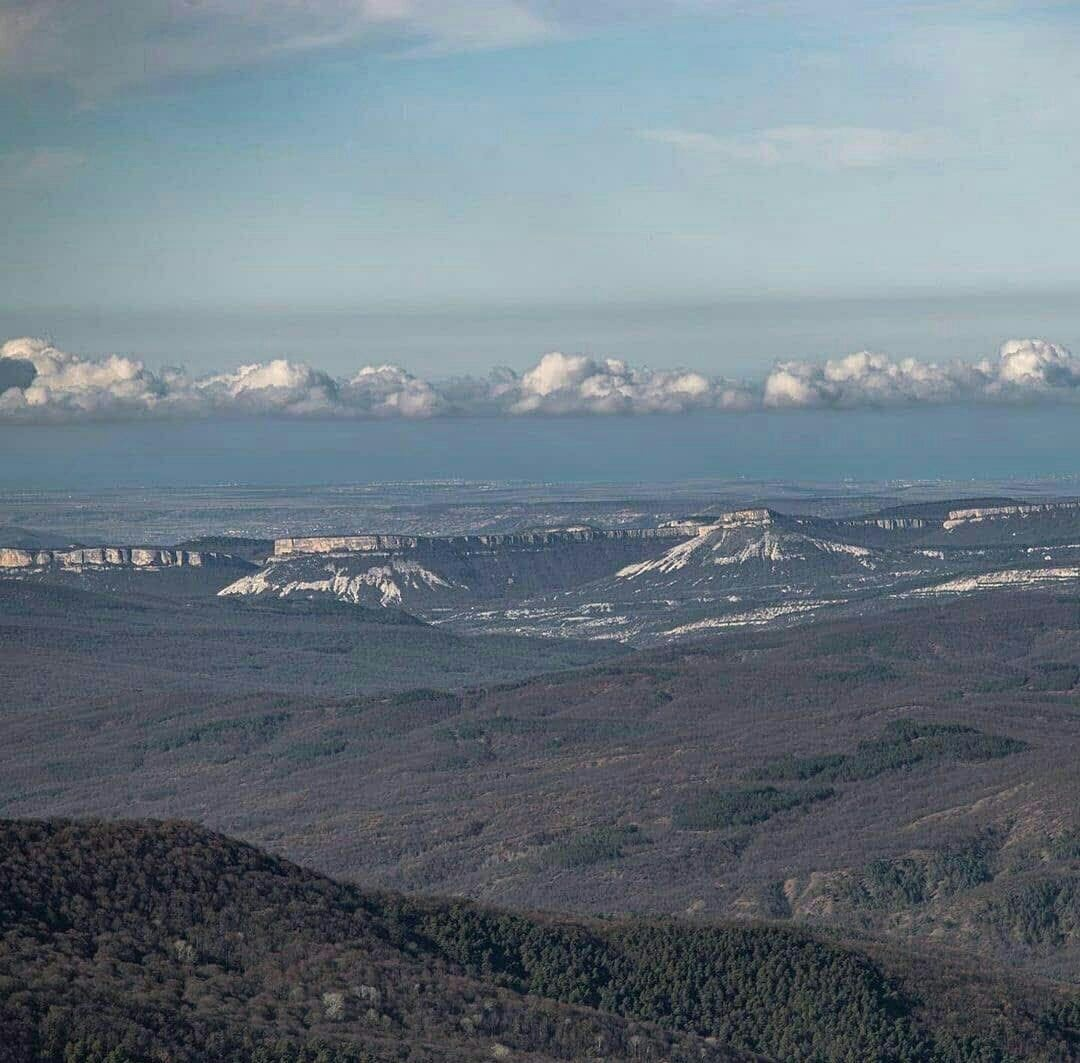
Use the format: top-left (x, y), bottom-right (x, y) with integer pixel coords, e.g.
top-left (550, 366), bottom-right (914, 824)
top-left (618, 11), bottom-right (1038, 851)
top-left (0, 546), bottom-right (234, 570)
top-left (943, 501), bottom-right (1080, 529)
top-left (273, 524), bottom-right (692, 557)
top-left (840, 517), bottom-right (931, 530)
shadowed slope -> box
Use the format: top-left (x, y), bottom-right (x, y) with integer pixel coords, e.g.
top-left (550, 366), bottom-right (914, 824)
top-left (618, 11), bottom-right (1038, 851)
top-left (1, 819), bottom-right (1077, 1062)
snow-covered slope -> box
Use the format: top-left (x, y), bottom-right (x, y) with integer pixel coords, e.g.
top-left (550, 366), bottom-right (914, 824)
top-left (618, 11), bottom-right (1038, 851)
top-left (221, 557), bottom-right (460, 608)
top-left (433, 509), bottom-right (930, 646)
top-left (24, 498), bottom-right (1080, 647)
top-left (216, 526), bottom-right (687, 614)
top-left (904, 566), bottom-right (1080, 597)
top-left (614, 509), bottom-right (883, 592)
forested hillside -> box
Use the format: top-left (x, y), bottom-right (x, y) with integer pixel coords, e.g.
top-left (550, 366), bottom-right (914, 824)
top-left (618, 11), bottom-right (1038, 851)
top-left (2, 819), bottom-right (1078, 1062)
top-left (4, 585), bottom-right (1078, 982)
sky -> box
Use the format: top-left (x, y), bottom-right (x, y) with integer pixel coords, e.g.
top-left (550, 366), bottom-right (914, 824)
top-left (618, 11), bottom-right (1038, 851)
top-left (2, 1), bottom-right (1080, 441)
top-left (3, 3), bottom-right (1080, 313)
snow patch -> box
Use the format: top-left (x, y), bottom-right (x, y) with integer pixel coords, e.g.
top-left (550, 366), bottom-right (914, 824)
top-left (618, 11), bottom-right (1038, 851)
top-left (616, 521), bottom-right (874, 581)
top-left (663, 599), bottom-right (835, 635)
top-left (219, 559), bottom-right (458, 607)
top-left (903, 567), bottom-right (1080, 596)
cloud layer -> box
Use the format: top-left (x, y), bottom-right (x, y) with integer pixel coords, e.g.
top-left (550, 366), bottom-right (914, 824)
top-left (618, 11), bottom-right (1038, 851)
top-left (3, 337), bottom-right (1079, 423)
top-left (762, 341), bottom-right (1080, 408)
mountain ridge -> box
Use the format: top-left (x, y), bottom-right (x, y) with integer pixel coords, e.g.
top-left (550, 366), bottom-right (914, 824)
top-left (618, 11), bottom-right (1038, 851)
top-left (2, 816), bottom-right (1076, 1062)
top-left (9, 497), bottom-right (1080, 644)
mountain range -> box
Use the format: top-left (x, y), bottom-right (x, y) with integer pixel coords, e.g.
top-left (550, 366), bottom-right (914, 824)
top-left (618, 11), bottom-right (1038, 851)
top-left (143, 498), bottom-right (1080, 644)
top-left (3, 490), bottom-right (1080, 1058)
top-left (9, 496), bottom-right (1080, 649)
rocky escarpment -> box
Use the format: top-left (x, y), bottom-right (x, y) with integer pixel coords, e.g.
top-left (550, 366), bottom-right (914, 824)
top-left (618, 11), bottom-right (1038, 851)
top-left (273, 524), bottom-right (691, 557)
top-left (615, 507), bottom-right (883, 587)
top-left (227, 509), bottom-right (961, 634)
top-left (0, 546), bottom-right (235, 569)
top-left (943, 500), bottom-right (1080, 529)
top-left (223, 525), bottom-right (697, 613)
top-left (840, 516), bottom-right (931, 530)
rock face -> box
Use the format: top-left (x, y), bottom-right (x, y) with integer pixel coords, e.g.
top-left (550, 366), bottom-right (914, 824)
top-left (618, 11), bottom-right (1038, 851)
top-left (841, 517), bottom-right (931, 530)
top-left (273, 525), bottom-right (690, 557)
top-left (0, 546), bottom-right (230, 570)
top-left (222, 525), bottom-right (697, 612)
top-left (226, 511), bottom-right (931, 638)
top-left (14, 497), bottom-right (1080, 646)
top-left (613, 509), bottom-right (883, 590)
top-left (943, 501), bottom-right (1080, 529)
top-left (0, 548), bottom-right (38, 568)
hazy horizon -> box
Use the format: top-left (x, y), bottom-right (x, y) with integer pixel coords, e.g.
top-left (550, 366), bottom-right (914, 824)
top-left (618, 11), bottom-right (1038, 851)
top-left (5, 404), bottom-right (1080, 491)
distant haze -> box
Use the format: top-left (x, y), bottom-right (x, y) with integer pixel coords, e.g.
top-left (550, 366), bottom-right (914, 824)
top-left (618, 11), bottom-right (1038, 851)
top-left (4, 406), bottom-right (1080, 490)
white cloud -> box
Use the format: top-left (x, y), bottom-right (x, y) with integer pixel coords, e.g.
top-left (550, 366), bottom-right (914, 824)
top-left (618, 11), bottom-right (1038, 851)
top-left (509, 351), bottom-right (751, 414)
top-left (343, 364), bottom-right (445, 417)
top-left (762, 340), bottom-right (1080, 408)
top-left (194, 358), bottom-right (342, 414)
top-left (4, 335), bottom-right (1080, 422)
top-left (643, 125), bottom-right (942, 170)
top-left (990, 339), bottom-right (1080, 393)
top-left (0, 337), bottom-right (751, 420)
top-left (0, 337), bottom-right (168, 417)
top-left (763, 351), bottom-right (960, 407)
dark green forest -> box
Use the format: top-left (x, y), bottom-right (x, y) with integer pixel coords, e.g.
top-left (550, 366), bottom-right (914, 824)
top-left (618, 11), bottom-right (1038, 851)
top-left (2, 819), bottom-right (1077, 1063)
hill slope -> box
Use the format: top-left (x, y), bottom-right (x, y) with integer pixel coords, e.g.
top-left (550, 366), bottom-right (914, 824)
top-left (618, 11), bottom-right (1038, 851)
top-left (3, 586), bottom-right (1079, 986)
top-left (614, 509), bottom-right (884, 590)
top-left (1, 819), bottom-right (1077, 1063)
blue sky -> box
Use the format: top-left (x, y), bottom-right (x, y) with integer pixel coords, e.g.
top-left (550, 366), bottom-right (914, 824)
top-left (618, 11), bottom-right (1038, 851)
top-left (1, 1), bottom-right (1080, 381)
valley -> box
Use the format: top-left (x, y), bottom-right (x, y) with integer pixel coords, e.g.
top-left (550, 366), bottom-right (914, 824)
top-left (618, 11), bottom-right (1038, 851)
top-left (3, 482), bottom-right (1079, 1059)
top-left (3, 571), bottom-right (1079, 985)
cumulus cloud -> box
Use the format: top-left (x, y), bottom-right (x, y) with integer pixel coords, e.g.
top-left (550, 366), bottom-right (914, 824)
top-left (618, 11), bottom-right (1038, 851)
top-left (194, 359), bottom-right (341, 415)
top-left (763, 351), bottom-right (960, 408)
top-left (0, 338), bottom-right (169, 417)
top-left (509, 352), bottom-right (751, 415)
top-left (4, 336), bottom-right (1080, 423)
top-left (991, 339), bottom-right (1080, 393)
top-left (343, 365), bottom-right (445, 418)
top-left (0, 338), bottom-right (751, 421)
top-left (762, 340), bottom-right (1080, 408)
